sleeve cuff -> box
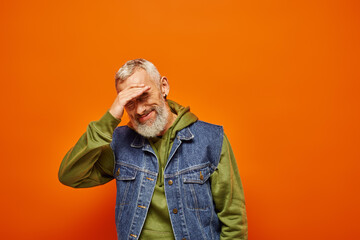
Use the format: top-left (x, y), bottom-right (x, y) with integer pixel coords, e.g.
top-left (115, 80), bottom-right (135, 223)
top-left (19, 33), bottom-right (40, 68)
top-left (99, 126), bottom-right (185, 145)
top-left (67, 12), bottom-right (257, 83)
top-left (93, 111), bottom-right (121, 136)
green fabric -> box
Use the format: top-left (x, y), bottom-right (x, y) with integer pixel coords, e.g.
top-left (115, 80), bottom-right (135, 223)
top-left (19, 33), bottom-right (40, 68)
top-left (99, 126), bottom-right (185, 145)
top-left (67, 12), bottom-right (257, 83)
top-left (58, 110), bottom-right (120, 188)
top-left (140, 100), bottom-right (197, 239)
top-left (212, 135), bottom-right (248, 239)
top-left (58, 100), bottom-right (247, 240)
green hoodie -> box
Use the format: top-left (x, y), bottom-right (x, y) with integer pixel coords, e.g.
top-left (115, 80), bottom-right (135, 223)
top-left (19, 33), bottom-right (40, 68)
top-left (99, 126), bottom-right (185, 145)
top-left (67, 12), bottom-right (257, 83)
top-left (140, 100), bottom-right (197, 239)
top-left (58, 100), bottom-right (248, 240)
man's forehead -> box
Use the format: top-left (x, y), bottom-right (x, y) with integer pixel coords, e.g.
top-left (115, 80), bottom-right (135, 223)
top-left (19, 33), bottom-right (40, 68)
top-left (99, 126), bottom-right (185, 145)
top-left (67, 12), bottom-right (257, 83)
top-left (117, 69), bottom-right (155, 90)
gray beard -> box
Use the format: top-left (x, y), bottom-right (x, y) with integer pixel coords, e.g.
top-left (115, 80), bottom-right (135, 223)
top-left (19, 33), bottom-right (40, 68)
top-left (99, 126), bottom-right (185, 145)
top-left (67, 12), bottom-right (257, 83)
top-left (134, 100), bottom-right (169, 138)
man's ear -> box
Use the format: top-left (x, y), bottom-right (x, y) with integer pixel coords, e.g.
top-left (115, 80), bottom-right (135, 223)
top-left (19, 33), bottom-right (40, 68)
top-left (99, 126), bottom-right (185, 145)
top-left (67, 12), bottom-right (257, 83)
top-left (160, 76), bottom-right (170, 98)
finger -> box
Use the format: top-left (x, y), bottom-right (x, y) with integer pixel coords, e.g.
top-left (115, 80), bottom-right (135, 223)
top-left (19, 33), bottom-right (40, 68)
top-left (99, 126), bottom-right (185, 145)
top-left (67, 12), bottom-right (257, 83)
top-left (122, 85), bottom-right (150, 96)
top-left (124, 86), bottom-right (150, 100)
top-left (118, 85), bottom-right (149, 97)
top-left (122, 84), bottom-right (146, 91)
top-left (118, 86), bottom-right (150, 105)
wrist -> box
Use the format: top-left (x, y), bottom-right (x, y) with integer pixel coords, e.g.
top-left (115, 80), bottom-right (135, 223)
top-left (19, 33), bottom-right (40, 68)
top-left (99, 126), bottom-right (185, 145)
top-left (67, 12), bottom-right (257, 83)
top-left (109, 107), bottom-right (123, 120)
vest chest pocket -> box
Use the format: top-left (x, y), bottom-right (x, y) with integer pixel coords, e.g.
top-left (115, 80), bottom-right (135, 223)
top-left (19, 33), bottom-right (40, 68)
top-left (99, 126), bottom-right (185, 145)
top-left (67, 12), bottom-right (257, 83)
top-left (114, 164), bottom-right (137, 180)
top-left (182, 166), bottom-right (212, 210)
top-left (114, 164), bottom-right (137, 206)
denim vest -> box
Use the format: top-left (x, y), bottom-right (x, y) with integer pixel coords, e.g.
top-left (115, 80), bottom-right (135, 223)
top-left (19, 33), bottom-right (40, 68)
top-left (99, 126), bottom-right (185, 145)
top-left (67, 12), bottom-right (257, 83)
top-left (110, 121), bottom-right (224, 240)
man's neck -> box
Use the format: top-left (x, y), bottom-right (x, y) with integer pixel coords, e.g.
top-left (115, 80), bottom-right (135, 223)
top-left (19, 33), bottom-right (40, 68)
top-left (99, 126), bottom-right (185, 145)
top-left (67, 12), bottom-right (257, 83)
top-left (158, 105), bottom-right (177, 136)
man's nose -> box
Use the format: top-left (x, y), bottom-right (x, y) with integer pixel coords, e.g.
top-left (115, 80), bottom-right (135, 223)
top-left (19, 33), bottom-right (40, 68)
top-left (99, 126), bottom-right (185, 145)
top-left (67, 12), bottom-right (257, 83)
top-left (136, 102), bottom-right (147, 115)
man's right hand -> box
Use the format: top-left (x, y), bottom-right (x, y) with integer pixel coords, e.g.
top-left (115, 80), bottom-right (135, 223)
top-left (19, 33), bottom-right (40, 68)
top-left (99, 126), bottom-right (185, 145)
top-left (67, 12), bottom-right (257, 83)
top-left (109, 84), bottom-right (151, 120)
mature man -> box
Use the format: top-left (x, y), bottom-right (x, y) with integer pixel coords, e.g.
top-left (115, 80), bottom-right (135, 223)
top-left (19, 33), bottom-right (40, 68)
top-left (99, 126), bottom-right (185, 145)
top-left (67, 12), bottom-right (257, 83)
top-left (58, 59), bottom-right (248, 240)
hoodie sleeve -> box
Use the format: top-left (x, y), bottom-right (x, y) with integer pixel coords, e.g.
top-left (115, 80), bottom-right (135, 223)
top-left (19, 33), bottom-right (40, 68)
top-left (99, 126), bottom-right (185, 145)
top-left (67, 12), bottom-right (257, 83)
top-left (58, 111), bottom-right (120, 188)
top-left (210, 134), bottom-right (248, 240)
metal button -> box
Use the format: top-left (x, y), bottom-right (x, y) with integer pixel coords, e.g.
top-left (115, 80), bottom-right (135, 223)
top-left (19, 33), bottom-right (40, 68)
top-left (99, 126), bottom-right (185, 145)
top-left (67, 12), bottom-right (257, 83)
top-left (168, 180), bottom-right (173, 185)
top-left (182, 238), bottom-right (186, 240)
top-left (200, 171), bottom-right (204, 180)
top-left (116, 168), bottom-right (120, 176)
top-left (173, 208), bottom-right (178, 214)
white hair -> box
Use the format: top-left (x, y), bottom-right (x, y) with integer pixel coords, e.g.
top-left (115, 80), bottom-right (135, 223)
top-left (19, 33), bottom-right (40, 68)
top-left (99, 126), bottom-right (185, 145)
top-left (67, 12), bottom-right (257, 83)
top-left (115, 58), bottom-right (161, 87)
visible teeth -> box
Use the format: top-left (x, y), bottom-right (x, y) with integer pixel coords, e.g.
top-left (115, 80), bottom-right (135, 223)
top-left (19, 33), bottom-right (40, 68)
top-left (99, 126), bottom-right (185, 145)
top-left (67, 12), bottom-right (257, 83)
top-left (139, 110), bottom-right (152, 119)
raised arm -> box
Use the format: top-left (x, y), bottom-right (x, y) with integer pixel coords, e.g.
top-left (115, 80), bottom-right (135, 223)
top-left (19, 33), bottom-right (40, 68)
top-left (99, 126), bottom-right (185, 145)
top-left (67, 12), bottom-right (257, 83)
top-left (58, 84), bottom-right (151, 188)
top-left (58, 111), bottom-right (120, 188)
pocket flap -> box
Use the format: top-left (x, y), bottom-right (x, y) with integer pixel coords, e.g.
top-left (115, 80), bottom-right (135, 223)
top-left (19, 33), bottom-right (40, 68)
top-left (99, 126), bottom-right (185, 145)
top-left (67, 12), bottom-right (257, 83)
top-left (183, 166), bottom-right (211, 184)
top-left (114, 164), bottom-right (137, 180)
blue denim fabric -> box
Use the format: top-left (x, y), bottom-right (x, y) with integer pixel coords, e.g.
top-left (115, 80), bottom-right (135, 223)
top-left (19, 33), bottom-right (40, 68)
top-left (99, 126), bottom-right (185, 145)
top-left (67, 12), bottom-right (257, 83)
top-left (110, 121), bottom-right (224, 240)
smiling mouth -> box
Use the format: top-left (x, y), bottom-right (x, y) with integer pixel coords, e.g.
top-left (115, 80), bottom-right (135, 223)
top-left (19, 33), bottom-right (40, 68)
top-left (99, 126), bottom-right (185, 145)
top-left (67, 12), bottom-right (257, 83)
top-left (137, 110), bottom-right (155, 124)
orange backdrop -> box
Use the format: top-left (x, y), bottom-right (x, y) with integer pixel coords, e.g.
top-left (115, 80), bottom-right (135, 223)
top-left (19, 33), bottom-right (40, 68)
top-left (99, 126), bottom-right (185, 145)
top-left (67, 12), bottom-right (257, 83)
top-left (1, 0), bottom-right (359, 239)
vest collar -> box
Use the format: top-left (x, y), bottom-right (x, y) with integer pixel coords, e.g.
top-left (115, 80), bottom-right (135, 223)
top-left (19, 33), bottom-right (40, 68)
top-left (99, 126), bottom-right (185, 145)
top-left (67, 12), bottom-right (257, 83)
top-left (130, 126), bottom-right (194, 148)
top-left (176, 126), bottom-right (194, 140)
